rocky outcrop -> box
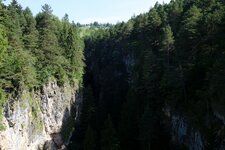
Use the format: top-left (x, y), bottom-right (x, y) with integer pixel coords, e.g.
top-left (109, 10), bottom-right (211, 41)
top-left (0, 80), bottom-right (81, 150)
top-left (164, 107), bottom-right (204, 150)
top-left (170, 115), bottom-right (204, 150)
top-left (163, 105), bottom-right (225, 150)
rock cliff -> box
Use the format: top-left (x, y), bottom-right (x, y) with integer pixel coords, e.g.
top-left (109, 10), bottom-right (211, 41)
top-left (0, 80), bottom-right (81, 150)
top-left (164, 106), bottom-right (225, 150)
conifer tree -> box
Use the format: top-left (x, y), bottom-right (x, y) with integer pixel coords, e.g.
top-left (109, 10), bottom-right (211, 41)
top-left (100, 115), bottom-right (120, 150)
top-left (36, 4), bottom-right (60, 63)
top-left (181, 5), bottom-right (202, 41)
top-left (80, 86), bottom-right (96, 135)
top-left (66, 25), bottom-right (85, 80)
top-left (161, 25), bottom-right (174, 67)
top-left (139, 106), bottom-right (155, 150)
top-left (6, 1), bottom-right (24, 50)
top-left (60, 13), bottom-right (70, 49)
top-left (0, 28), bottom-right (7, 67)
top-left (23, 7), bottom-right (38, 53)
top-left (83, 125), bottom-right (96, 150)
top-left (36, 4), bottom-right (67, 81)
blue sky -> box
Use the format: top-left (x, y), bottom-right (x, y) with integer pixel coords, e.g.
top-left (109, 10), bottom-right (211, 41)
top-left (4, 0), bottom-right (171, 24)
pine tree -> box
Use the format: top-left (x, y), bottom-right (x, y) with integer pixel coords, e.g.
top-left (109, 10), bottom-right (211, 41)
top-left (119, 91), bottom-right (139, 150)
top-left (66, 25), bottom-right (85, 81)
top-left (168, 0), bottom-right (184, 33)
top-left (36, 4), bottom-right (67, 81)
top-left (161, 25), bottom-right (174, 67)
top-left (139, 106), bottom-right (154, 150)
top-left (146, 8), bottom-right (162, 52)
top-left (60, 13), bottom-right (70, 49)
top-left (0, 27), bottom-right (8, 66)
top-left (147, 8), bottom-right (162, 30)
top-left (36, 4), bottom-right (60, 63)
top-left (10, 0), bottom-right (27, 33)
top-left (80, 86), bottom-right (96, 136)
top-left (100, 115), bottom-right (120, 150)
top-left (0, 1), bottom-right (38, 89)
top-left (83, 125), bottom-right (96, 150)
top-left (181, 5), bottom-right (202, 41)
top-left (5, 1), bottom-right (24, 50)
top-left (22, 7), bottom-right (38, 53)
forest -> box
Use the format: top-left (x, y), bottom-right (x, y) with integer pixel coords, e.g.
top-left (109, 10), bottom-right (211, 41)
top-left (0, 0), bottom-right (225, 150)
top-left (0, 0), bottom-right (84, 130)
top-left (72, 0), bottom-right (225, 149)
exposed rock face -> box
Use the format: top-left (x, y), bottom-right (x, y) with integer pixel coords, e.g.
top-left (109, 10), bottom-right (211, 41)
top-left (164, 107), bottom-right (204, 150)
top-left (170, 115), bottom-right (204, 150)
top-left (164, 106), bottom-right (225, 150)
top-left (0, 80), bottom-right (81, 150)
top-left (213, 111), bottom-right (225, 150)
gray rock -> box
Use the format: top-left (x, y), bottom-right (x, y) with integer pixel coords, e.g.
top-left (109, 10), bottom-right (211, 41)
top-left (0, 80), bottom-right (81, 150)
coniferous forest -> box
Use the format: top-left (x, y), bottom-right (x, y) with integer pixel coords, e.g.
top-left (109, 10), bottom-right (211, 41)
top-left (0, 1), bottom-right (84, 103)
top-left (0, 0), bottom-right (84, 132)
top-left (1, 0), bottom-right (225, 150)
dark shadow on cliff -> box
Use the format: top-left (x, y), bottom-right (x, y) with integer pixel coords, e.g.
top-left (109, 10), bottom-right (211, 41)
top-left (64, 89), bottom-right (83, 150)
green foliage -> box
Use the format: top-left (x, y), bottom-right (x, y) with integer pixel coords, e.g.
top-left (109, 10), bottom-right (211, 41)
top-left (22, 7), bottom-right (38, 53)
top-left (0, 88), bottom-right (6, 131)
top-left (55, 66), bottom-right (68, 86)
top-left (78, 26), bottom-right (99, 38)
top-left (79, 86), bottom-right (96, 136)
top-left (83, 125), bottom-right (96, 150)
top-left (161, 25), bottom-right (174, 49)
top-left (0, 49), bottom-right (38, 89)
top-left (0, 28), bottom-right (8, 66)
top-left (64, 26), bottom-right (85, 82)
top-left (100, 116), bottom-right (120, 150)
top-left (147, 8), bottom-right (162, 29)
top-left (77, 0), bottom-right (225, 150)
top-left (35, 5), bottom-right (84, 84)
top-left (1, 0), bottom-right (225, 149)
top-left (139, 106), bottom-right (153, 150)
top-left (181, 5), bottom-right (202, 40)
top-left (5, 1), bottom-right (24, 50)
top-left (36, 6), bottom-right (62, 67)
top-left (0, 1), bottom-right (84, 135)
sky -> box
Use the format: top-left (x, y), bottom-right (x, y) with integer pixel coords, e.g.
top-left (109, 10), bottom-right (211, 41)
top-left (4, 0), bottom-right (171, 24)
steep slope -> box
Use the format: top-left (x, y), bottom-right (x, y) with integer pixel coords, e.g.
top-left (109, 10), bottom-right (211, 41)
top-left (1, 0), bottom-right (225, 150)
top-left (75, 0), bottom-right (225, 150)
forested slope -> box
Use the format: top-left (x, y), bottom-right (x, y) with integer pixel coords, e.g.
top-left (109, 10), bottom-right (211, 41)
top-left (73, 0), bottom-right (225, 150)
top-left (1, 0), bottom-right (225, 149)
top-left (0, 0), bottom-right (84, 129)
top-left (0, 1), bottom-right (85, 149)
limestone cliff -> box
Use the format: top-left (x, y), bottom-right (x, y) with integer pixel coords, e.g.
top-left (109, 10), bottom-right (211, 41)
top-left (0, 80), bottom-right (81, 150)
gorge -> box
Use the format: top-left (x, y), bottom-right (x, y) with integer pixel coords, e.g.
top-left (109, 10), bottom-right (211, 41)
top-left (1, 0), bottom-right (225, 150)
